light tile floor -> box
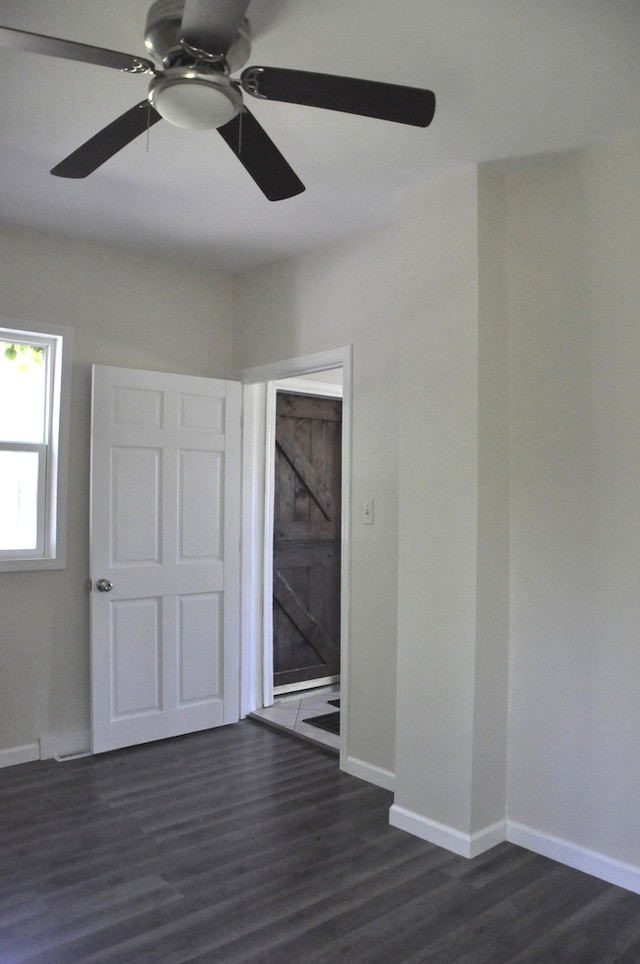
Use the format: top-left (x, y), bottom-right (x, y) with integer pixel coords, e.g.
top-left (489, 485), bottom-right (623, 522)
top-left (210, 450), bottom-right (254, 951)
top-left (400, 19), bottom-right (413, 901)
top-left (248, 686), bottom-right (340, 753)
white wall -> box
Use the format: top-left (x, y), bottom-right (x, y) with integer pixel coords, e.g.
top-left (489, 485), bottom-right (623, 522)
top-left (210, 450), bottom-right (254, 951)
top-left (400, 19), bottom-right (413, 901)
top-left (234, 226), bottom-right (402, 778)
top-left (506, 132), bottom-right (640, 869)
top-left (394, 168), bottom-right (482, 835)
top-left (0, 224), bottom-right (234, 756)
top-left (474, 169), bottom-right (510, 834)
top-left (391, 134), bottom-right (640, 878)
top-left (392, 167), bottom-right (509, 852)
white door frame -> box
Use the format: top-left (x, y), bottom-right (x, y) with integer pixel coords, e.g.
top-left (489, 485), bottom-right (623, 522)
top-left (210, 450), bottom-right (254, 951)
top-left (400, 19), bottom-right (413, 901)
top-left (235, 346), bottom-right (352, 771)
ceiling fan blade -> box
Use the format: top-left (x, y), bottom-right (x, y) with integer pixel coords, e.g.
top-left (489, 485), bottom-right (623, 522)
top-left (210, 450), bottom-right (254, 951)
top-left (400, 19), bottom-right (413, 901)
top-left (180, 0), bottom-right (251, 56)
top-left (51, 101), bottom-right (162, 178)
top-left (0, 24), bottom-right (154, 74)
top-left (218, 108), bottom-right (305, 202)
top-left (242, 67), bottom-right (436, 128)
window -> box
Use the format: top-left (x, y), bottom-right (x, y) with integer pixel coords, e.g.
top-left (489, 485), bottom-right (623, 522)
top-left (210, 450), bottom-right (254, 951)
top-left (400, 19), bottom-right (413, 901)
top-left (0, 321), bottom-right (72, 571)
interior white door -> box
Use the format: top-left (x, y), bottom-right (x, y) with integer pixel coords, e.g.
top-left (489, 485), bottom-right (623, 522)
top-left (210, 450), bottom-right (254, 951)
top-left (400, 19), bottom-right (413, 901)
top-left (90, 365), bottom-right (241, 754)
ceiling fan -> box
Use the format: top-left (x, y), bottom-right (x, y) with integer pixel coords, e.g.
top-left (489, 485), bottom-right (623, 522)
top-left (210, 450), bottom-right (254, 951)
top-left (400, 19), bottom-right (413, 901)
top-left (0, 0), bottom-right (436, 201)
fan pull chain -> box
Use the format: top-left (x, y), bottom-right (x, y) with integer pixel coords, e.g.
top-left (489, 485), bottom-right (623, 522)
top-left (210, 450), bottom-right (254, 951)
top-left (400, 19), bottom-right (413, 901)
top-left (146, 102), bottom-right (152, 153)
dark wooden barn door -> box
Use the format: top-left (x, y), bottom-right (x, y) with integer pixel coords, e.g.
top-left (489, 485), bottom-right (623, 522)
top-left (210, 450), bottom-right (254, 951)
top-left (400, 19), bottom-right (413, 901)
top-left (273, 391), bottom-right (342, 689)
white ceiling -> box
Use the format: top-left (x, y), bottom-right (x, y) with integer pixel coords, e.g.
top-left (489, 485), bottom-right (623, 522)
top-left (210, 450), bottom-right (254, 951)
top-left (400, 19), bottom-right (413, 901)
top-left (1, 0), bottom-right (639, 274)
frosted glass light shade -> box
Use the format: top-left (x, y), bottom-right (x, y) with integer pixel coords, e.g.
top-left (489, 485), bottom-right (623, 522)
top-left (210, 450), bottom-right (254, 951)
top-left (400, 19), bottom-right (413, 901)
top-left (149, 70), bottom-right (242, 130)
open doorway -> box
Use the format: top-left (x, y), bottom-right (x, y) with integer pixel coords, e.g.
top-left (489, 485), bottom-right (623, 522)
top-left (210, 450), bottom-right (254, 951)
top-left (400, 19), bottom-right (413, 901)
top-left (271, 374), bottom-right (343, 695)
top-left (237, 346), bottom-right (351, 767)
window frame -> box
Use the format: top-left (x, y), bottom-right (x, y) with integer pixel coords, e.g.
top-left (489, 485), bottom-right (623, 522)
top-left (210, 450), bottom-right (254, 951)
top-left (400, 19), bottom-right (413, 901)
top-left (0, 320), bottom-right (73, 572)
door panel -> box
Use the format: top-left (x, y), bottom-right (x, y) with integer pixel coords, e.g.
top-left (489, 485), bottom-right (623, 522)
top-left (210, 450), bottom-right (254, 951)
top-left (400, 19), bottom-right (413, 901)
top-left (179, 593), bottom-right (221, 701)
top-left (90, 365), bottom-right (241, 753)
top-left (111, 598), bottom-right (160, 715)
top-left (111, 446), bottom-right (160, 562)
top-left (273, 391), bottom-right (342, 688)
top-left (179, 449), bottom-right (222, 559)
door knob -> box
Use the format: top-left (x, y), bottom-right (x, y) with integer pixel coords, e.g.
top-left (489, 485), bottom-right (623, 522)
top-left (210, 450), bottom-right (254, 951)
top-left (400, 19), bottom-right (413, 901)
top-left (96, 578), bottom-right (113, 592)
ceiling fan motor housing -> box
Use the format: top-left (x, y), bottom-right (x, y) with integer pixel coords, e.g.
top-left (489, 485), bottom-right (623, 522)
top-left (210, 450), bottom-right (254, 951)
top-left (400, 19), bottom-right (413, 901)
top-left (144, 1), bottom-right (251, 130)
top-left (144, 0), bottom-right (250, 71)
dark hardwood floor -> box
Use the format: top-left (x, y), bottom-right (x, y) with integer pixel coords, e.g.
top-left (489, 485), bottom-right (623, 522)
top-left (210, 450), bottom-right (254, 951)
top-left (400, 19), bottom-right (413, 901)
top-left (1, 721), bottom-right (639, 963)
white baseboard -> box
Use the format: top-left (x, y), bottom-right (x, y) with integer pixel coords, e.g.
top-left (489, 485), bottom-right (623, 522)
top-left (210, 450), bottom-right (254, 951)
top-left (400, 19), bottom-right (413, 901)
top-left (389, 804), bottom-right (506, 859)
top-left (387, 807), bottom-right (640, 894)
top-left (507, 820), bottom-right (640, 896)
top-left (345, 755), bottom-right (395, 792)
top-left (0, 742), bottom-right (40, 769)
top-left (39, 729), bottom-right (91, 761)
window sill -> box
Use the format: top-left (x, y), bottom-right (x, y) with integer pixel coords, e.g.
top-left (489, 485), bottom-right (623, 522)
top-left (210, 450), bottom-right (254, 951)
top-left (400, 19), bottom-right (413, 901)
top-left (0, 554), bottom-right (66, 573)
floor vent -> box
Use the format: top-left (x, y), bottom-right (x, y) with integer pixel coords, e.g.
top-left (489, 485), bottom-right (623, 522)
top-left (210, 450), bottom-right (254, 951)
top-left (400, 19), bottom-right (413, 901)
top-left (54, 750), bottom-right (91, 762)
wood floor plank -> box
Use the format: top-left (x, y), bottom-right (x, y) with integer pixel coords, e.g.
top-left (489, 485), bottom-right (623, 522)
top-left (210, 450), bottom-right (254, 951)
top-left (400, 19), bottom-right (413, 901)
top-left (506, 885), bottom-right (640, 964)
top-left (63, 818), bottom-right (447, 962)
top-left (244, 847), bottom-right (559, 963)
top-left (399, 862), bottom-right (611, 964)
top-left (0, 878), bottom-right (183, 962)
top-left (1, 720), bottom-right (638, 963)
top-left (86, 852), bottom-right (455, 963)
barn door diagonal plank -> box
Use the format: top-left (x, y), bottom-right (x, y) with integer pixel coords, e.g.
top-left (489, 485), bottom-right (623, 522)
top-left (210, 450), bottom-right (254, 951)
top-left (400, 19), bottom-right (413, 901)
top-left (276, 432), bottom-right (335, 520)
top-left (273, 570), bottom-right (340, 667)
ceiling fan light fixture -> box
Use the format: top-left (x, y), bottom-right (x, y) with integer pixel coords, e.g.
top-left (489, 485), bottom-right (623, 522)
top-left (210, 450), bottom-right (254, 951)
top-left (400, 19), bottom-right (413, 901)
top-left (148, 68), bottom-right (242, 130)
